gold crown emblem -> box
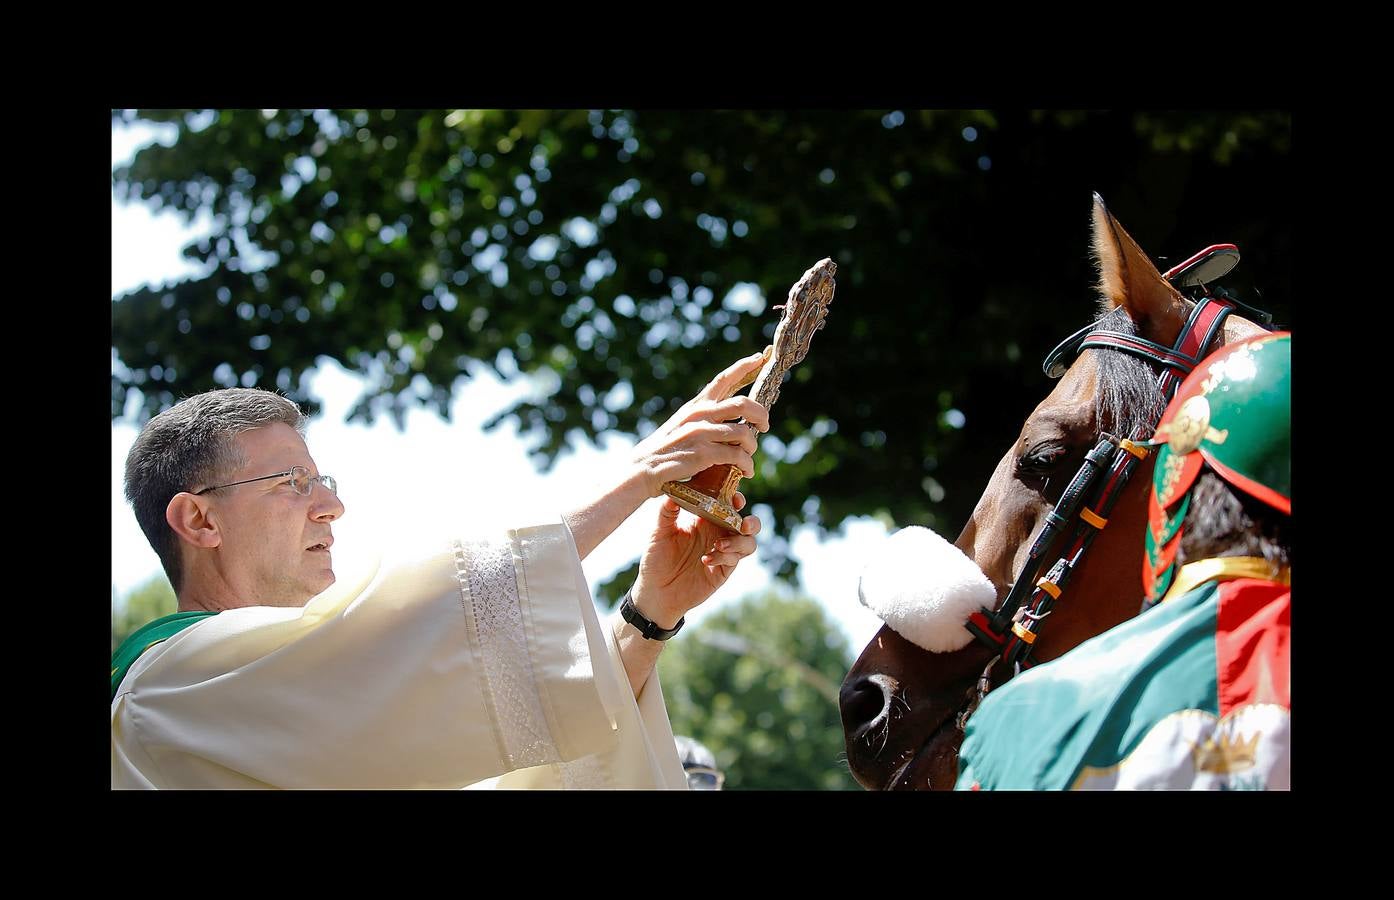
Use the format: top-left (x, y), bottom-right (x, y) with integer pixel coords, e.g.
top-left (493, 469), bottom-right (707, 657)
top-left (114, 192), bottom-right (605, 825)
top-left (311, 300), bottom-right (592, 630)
top-left (1156, 396), bottom-right (1229, 456)
top-left (1191, 730), bottom-right (1260, 774)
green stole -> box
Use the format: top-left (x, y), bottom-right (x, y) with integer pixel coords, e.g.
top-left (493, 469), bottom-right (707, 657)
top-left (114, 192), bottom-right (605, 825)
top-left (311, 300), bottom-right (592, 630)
top-left (111, 611), bottom-right (218, 701)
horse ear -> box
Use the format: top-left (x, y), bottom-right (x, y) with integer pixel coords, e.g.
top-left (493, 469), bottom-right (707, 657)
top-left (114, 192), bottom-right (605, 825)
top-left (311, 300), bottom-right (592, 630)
top-left (1090, 193), bottom-right (1188, 346)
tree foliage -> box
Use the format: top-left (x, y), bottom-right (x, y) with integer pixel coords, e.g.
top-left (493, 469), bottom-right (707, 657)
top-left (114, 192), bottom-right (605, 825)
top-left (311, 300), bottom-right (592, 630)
top-left (112, 109), bottom-right (1292, 579)
top-left (111, 575), bottom-right (176, 656)
top-left (657, 589), bottom-right (858, 790)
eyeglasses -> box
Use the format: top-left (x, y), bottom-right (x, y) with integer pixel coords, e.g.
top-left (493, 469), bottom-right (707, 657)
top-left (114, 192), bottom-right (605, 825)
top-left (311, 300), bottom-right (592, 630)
top-left (683, 766), bottom-right (725, 791)
top-left (194, 465), bottom-right (337, 497)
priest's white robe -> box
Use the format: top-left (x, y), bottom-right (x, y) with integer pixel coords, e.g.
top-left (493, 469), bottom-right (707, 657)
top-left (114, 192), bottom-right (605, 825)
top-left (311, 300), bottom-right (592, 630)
top-left (111, 518), bottom-right (688, 789)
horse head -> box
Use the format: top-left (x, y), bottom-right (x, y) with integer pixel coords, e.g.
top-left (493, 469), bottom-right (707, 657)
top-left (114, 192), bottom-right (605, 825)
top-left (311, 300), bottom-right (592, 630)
top-left (840, 194), bottom-right (1270, 790)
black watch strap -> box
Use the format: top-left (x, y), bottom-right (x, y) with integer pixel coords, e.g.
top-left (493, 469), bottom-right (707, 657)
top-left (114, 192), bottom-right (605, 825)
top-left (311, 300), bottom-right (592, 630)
top-left (619, 591), bottom-right (685, 641)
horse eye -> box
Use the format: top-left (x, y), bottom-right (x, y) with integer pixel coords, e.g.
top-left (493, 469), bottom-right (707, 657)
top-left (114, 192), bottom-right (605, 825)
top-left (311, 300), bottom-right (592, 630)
top-left (1019, 443), bottom-right (1067, 474)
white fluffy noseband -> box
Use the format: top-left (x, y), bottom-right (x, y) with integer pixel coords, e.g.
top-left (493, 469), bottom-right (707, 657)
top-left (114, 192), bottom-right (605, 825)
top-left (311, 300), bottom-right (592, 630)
top-left (857, 525), bottom-right (997, 653)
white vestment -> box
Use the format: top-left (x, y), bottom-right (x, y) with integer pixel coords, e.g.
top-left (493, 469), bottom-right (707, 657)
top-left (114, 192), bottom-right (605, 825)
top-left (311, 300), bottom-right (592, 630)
top-left (111, 519), bottom-right (688, 789)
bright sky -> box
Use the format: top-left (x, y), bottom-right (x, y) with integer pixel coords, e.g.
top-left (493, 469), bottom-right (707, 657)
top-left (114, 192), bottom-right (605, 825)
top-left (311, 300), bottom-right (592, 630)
top-left (110, 118), bottom-right (890, 651)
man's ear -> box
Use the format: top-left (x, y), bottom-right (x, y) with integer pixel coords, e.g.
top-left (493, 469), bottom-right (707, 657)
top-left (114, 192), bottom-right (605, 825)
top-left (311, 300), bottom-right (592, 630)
top-left (166, 493), bottom-right (221, 550)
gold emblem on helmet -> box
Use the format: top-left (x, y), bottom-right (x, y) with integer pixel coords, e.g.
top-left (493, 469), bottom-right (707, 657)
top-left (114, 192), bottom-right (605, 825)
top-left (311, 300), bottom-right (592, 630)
top-left (1157, 396), bottom-right (1229, 456)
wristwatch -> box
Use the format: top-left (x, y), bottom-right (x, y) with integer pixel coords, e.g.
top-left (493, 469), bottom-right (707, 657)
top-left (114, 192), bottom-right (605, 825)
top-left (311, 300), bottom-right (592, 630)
top-left (619, 590), bottom-right (685, 641)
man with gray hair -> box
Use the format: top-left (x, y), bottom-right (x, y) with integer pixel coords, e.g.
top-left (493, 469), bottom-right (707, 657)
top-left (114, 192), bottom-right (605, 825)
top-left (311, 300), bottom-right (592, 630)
top-left (112, 352), bottom-right (770, 789)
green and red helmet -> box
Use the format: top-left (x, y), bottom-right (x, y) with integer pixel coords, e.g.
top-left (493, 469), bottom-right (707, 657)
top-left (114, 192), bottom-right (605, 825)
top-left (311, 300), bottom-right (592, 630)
top-left (1142, 331), bottom-right (1290, 603)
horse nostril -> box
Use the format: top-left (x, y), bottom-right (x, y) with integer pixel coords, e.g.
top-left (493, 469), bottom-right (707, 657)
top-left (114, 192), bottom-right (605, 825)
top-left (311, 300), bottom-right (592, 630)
top-left (841, 675), bottom-right (896, 731)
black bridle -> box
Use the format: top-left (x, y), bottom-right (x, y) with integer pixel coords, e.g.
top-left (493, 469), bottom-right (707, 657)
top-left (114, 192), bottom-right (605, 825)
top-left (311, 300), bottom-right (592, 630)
top-left (962, 253), bottom-right (1273, 676)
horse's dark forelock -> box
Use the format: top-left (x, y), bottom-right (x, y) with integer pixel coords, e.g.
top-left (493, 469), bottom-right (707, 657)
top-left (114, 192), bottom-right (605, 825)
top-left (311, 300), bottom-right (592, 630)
top-left (1088, 306), bottom-right (1167, 440)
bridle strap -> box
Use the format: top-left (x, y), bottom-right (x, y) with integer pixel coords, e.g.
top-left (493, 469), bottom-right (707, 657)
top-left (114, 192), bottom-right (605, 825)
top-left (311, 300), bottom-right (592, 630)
top-left (1173, 294), bottom-right (1235, 367)
top-left (1041, 290), bottom-right (1235, 379)
top-left (1078, 333), bottom-right (1200, 374)
top-left (965, 296), bottom-right (1239, 668)
top-left (965, 436), bottom-right (1116, 646)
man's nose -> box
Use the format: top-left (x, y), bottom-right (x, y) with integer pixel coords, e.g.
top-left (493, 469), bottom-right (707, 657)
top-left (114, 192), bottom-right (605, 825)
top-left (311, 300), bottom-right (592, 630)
top-left (311, 484), bottom-right (345, 521)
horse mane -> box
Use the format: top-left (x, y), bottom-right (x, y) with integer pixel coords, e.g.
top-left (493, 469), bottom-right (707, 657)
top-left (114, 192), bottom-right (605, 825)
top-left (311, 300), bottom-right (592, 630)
top-left (1087, 305), bottom-right (1167, 440)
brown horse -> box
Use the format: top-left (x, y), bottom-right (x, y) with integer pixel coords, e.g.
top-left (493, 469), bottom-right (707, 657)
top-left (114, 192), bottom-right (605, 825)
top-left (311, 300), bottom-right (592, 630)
top-left (839, 195), bottom-right (1270, 790)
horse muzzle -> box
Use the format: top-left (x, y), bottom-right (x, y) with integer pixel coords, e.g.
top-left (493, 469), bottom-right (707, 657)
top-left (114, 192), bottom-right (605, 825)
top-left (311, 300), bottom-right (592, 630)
top-left (840, 625), bottom-right (994, 790)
